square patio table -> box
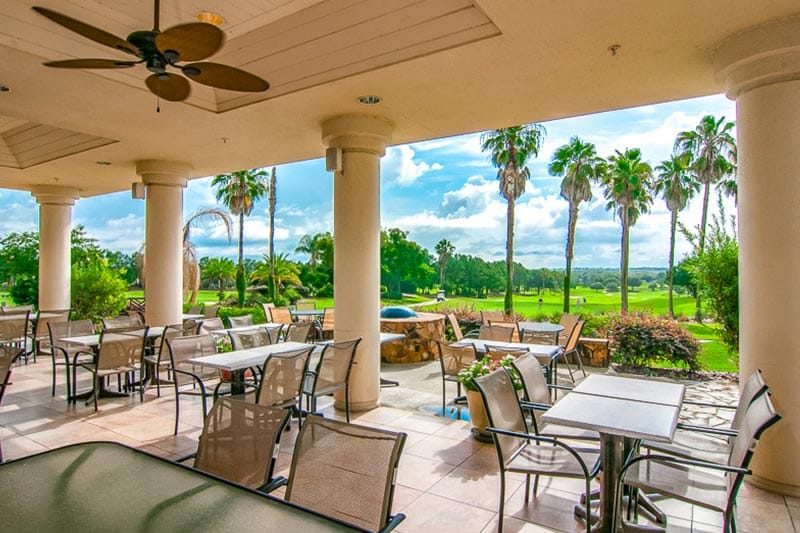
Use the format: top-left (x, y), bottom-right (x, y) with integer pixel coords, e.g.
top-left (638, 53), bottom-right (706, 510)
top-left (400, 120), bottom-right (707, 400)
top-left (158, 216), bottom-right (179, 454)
top-left (61, 326), bottom-right (166, 348)
top-left (218, 322), bottom-right (283, 335)
top-left (571, 373), bottom-right (685, 406)
top-left (542, 375), bottom-right (684, 531)
top-left (451, 339), bottom-right (561, 359)
top-left (0, 441), bottom-right (362, 532)
top-left (188, 341), bottom-right (313, 394)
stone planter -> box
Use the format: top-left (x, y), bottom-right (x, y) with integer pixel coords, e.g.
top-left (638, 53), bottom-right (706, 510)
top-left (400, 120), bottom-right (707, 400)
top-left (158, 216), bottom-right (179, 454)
top-left (466, 389), bottom-right (492, 442)
top-left (380, 312), bottom-right (445, 363)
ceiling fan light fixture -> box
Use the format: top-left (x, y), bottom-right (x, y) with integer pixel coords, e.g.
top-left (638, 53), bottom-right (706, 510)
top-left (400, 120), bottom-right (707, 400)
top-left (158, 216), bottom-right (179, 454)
top-left (358, 95), bottom-right (381, 105)
top-left (0, 85), bottom-right (9, 93)
top-left (183, 66), bottom-right (201, 77)
top-left (196, 11), bottom-right (225, 27)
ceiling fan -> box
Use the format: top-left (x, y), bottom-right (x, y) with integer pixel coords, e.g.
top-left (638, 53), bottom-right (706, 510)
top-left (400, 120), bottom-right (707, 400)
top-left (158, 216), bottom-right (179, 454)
top-left (32, 0), bottom-right (269, 102)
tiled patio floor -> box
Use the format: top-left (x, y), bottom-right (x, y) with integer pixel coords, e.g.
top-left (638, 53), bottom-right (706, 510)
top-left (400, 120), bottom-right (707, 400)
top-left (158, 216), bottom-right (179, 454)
top-left (1, 357), bottom-right (797, 532)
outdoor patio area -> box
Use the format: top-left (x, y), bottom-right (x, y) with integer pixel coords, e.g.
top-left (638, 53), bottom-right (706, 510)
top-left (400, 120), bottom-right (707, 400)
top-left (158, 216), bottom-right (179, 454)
top-left (1, 357), bottom-right (796, 532)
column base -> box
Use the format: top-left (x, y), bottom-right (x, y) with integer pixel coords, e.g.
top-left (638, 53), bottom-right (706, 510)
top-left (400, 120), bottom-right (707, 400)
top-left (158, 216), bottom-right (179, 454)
top-left (334, 397), bottom-right (380, 413)
top-left (747, 474), bottom-right (800, 497)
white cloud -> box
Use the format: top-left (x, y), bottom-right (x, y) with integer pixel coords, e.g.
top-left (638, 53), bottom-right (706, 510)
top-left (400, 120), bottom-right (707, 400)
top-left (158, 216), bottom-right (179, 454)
top-left (382, 145), bottom-right (443, 186)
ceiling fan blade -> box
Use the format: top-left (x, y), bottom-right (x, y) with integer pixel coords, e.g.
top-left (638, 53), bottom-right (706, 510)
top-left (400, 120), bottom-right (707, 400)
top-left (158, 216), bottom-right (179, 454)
top-left (182, 62), bottom-right (269, 92)
top-left (32, 6), bottom-right (139, 56)
top-left (43, 59), bottom-right (138, 69)
top-left (155, 23), bottom-right (224, 62)
top-left (145, 73), bottom-right (191, 102)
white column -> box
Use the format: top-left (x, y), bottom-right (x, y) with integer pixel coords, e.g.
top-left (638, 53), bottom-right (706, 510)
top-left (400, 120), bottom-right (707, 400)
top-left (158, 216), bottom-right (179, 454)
top-left (715, 18), bottom-right (800, 496)
top-left (31, 185), bottom-right (79, 311)
top-left (322, 115), bottom-right (393, 412)
top-left (136, 160), bottom-right (191, 326)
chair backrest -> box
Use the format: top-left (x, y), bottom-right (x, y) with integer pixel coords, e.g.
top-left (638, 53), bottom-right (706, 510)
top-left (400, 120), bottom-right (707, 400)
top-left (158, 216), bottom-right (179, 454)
top-left (96, 327), bottom-right (148, 371)
top-left (187, 304), bottom-right (203, 315)
top-left (295, 300), bottom-right (316, 311)
top-left (0, 343), bottom-right (23, 403)
top-left (480, 310), bottom-right (506, 325)
top-left (166, 334), bottom-right (218, 385)
top-left (437, 341), bottom-right (476, 379)
top-left (34, 310), bottom-right (70, 341)
top-left (725, 393), bottom-right (781, 501)
top-left (261, 302), bottom-right (276, 322)
top-left (257, 346), bottom-right (313, 407)
top-left (0, 312), bottom-right (30, 344)
top-left (2, 305), bottom-right (34, 314)
top-left (285, 320), bottom-right (315, 343)
top-left (194, 398), bottom-right (290, 489)
top-left (102, 315), bottom-right (142, 330)
top-left (446, 313), bottom-right (464, 341)
top-left (263, 324), bottom-right (283, 344)
top-left (731, 369), bottom-right (769, 431)
top-left (227, 314), bottom-right (253, 328)
top-left (197, 317), bottom-right (225, 334)
top-left (474, 368), bottom-right (529, 466)
top-left (203, 304), bottom-right (220, 318)
top-left (520, 329), bottom-right (557, 345)
top-left (321, 307), bottom-right (335, 332)
top-left (479, 323), bottom-right (515, 342)
top-left (271, 307), bottom-right (293, 325)
top-left (48, 319), bottom-right (95, 354)
top-left (285, 415), bottom-right (406, 531)
top-left (563, 319), bottom-right (585, 352)
top-left (156, 323), bottom-right (196, 361)
top-left (229, 328), bottom-right (271, 351)
top-left (511, 353), bottom-right (552, 406)
top-left (309, 338), bottom-right (361, 394)
top-left (558, 313), bottom-right (580, 345)
top-left (485, 344), bottom-right (529, 362)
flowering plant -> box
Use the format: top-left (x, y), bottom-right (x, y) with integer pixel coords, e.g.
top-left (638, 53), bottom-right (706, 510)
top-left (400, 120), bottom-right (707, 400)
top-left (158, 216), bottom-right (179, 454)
top-left (215, 336), bottom-right (233, 353)
top-left (457, 355), bottom-right (522, 392)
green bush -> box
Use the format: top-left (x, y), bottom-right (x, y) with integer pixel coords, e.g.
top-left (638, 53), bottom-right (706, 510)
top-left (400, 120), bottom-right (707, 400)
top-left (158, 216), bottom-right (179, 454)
top-left (607, 312), bottom-right (700, 371)
top-left (9, 274), bottom-right (37, 306)
top-left (71, 262), bottom-right (128, 324)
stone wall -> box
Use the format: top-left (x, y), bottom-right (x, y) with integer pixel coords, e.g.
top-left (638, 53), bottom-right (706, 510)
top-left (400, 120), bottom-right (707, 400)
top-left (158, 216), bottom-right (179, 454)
top-left (381, 312), bottom-right (446, 363)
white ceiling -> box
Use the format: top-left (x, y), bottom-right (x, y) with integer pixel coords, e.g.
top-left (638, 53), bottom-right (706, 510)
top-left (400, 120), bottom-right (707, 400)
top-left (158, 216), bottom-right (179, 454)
top-left (0, 0), bottom-right (798, 196)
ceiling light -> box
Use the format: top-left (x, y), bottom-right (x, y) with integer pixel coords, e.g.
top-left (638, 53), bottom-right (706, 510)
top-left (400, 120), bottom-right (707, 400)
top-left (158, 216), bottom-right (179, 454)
top-left (357, 95), bottom-right (381, 105)
top-left (196, 11), bottom-right (225, 26)
top-left (0, 85), bottom-right (9, 93)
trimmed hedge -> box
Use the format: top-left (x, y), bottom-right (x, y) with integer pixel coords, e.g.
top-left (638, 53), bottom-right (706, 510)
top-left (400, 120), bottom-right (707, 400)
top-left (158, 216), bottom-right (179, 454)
top-left (607, 312), bottom-right (700, 371)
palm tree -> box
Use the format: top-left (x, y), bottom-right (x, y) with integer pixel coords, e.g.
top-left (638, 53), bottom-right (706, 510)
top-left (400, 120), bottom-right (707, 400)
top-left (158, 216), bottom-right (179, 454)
top-left (602, 148), bottom-right (654, 313)
top-left (212, 169), bottom-right (269, 306)
top-left (654, 153), bottom-right (700, 318)
top-left (674, 115), bottom-right (736, 320)
top-left (548, 137), bottom-right (605, 312)
top-left (267, 167), bottom-right (277, 301)
top-left (202, 257), bottom-right (236, 301)
top-left (480, 123), bottom-right (546, 315)
top-left (434, 239), bottom-right (455, 288)
top-left (251, 252), bottom-right (301, 301)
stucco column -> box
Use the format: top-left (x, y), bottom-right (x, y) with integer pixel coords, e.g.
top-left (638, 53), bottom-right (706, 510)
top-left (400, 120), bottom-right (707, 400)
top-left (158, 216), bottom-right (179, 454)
top-left (715, 16), bottom-right (800, 496)
top-left (322, 115), bottom-right (393, 413)
top-left (136, 160), bottom-right (190, 326)
top-left (31, 185), bottom-right (79, 311)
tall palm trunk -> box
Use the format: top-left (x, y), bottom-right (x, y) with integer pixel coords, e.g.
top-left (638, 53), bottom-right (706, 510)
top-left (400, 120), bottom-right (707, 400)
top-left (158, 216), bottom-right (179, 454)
top-left (439, 263), bottom-right (445, 287)
top-left (505, 195), bottom-right (515, 315)
top-left (563, 202), bottom-right (579, 312)
top-left (667, 209), bottom-right (677, 318)
top-left (695, 181), bottom-right (711, 321)
top-left (620, 209), bottom-right (630, 313)
top-left (236, 211), bottom-right (245, 306)
top-left (268, 167), bottom-right (277, 301)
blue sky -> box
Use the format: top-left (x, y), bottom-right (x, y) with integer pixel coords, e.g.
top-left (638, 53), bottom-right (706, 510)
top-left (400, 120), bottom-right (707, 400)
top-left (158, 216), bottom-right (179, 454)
top-left (0, 94), bottom-right (736, 269)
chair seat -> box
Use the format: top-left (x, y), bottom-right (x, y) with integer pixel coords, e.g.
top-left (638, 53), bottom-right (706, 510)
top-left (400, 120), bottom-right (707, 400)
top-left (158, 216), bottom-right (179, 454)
top-left (506, 442), bottom-right (599, 477)
top-left (623, 458), bottom-right (728, 512)
top-left (539, 423), bottom-right (600, 441)
top-left (142, 355), bottom-right (170, 367)
top-left (642, 429), bottom-right (729, 463)
top-left (96, 365), bottom-right (139, 377)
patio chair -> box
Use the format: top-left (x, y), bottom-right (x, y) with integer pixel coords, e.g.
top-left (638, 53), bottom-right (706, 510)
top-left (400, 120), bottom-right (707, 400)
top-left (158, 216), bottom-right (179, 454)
top-left (101, 315), bottom-right (142, 330)
top-left (32, 309), bottom-right (70, 361)
top-left (47, 319), bottom-right (94, 400)
top-left (265, 415), bottom-right (407, 532)
top-left (557, 313), bottom-right (580, 347)
top-left (619, 392), bottom-right (781, 533)
top-left (203, 304), bottom-right (220, 318)
top-left (166, 334), bottom-right (222, 434)
top-left (0, 313), bottom-right (29, 367)
top-left (320, 307), bottom-right (334, 340)
top-left (0, 342), bottom-right (26, 463)
top-left (553, 319), bottom-right (586, 383)
top-left (197, 317), bottom-right (225, 335)
top-left (480, 310), bottom-right (506, 325)
top-left (485, 344), bottom-right (528, 362)
top-left (270, 307), bottom-right (294, 325)
top-left (285, 320), bottom-right (315, 343)
top-left (303, 338), bottom-right (361, 423)
top-left (511, 353), bottom-right (599, 441)
top-left (520, 329), bottom-right (558, 345)
top-left (257, 346), bottom-right (313, 427)
top-left (295, 300), bottom-right (316, 311)
top-left (474, 367), bottom-right (600, 533)
top-left (142, 322), bottom-right (197, 398)
top-left (179, 398), bottom-right (290, 490)
top-left (186, 304), bottom-right (203, 315)
top-left (261, 302), bottom-right (275, 322)
top-left (263, 324), bottom-right (283, 344)
top-left (228, 314), bottom-right (253, 328)
top-left (76, 326), bottom-right (149, 411)
top-left (229, 328), bottom-right (271, 351)
top-left (437, 341), bottom-right (476, 414)
top-left (642, 369), bottom-right (768, 462)
top-left (478, 323), bottom-right (515, 342)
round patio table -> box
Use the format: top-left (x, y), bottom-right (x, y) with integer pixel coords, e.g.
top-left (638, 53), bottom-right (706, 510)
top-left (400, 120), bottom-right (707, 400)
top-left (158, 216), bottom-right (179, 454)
top-left (517, 321), bottom-right (564, 344)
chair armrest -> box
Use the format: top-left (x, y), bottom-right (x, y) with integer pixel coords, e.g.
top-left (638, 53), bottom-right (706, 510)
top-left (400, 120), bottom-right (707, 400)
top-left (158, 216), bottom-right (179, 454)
top-left (175, 452), bottom-right (196, 463)
top-left (487, 427), bottom-right (599, 478)
top-left (675, 422), bottom-right (737, 437)
top-left (379, 513), bottom-right (405, 533)
top-left (620, 453), bottom-right (750, 482)
top-left (519, 400), bottom-right (551, 412)
top-left (682, 399), bottom-right (737, 410)
top-left (463, 329), bottom-right (480, 338)
top-left (259, 476), bottom-right (288, 493)
top-left (547, 384), bottom-right (573, 391)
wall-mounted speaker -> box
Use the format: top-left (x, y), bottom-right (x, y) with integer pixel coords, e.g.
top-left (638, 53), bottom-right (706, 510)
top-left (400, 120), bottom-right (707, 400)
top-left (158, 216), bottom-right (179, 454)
top-left (325, 147), bottom-right (342, 172)
top-left (131, 182), bottom-right (145, 200)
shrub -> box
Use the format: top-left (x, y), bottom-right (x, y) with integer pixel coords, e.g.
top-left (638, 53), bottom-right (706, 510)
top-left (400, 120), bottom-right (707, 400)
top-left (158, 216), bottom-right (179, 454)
top-left (605, 280), bottom-right (620, 292)
top-left (9, 274), bottom-right (37, 306)
top-left (71, 261), bottom-right (128, 324)
top-left (590, 281), bottom-right (604, 291)
top-left (607, 312), bottom-right (700, 371)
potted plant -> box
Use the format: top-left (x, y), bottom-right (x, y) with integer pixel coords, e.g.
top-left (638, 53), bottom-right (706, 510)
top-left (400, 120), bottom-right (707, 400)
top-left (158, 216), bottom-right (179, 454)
top-left (458, 355), bottom-right (521, 442)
